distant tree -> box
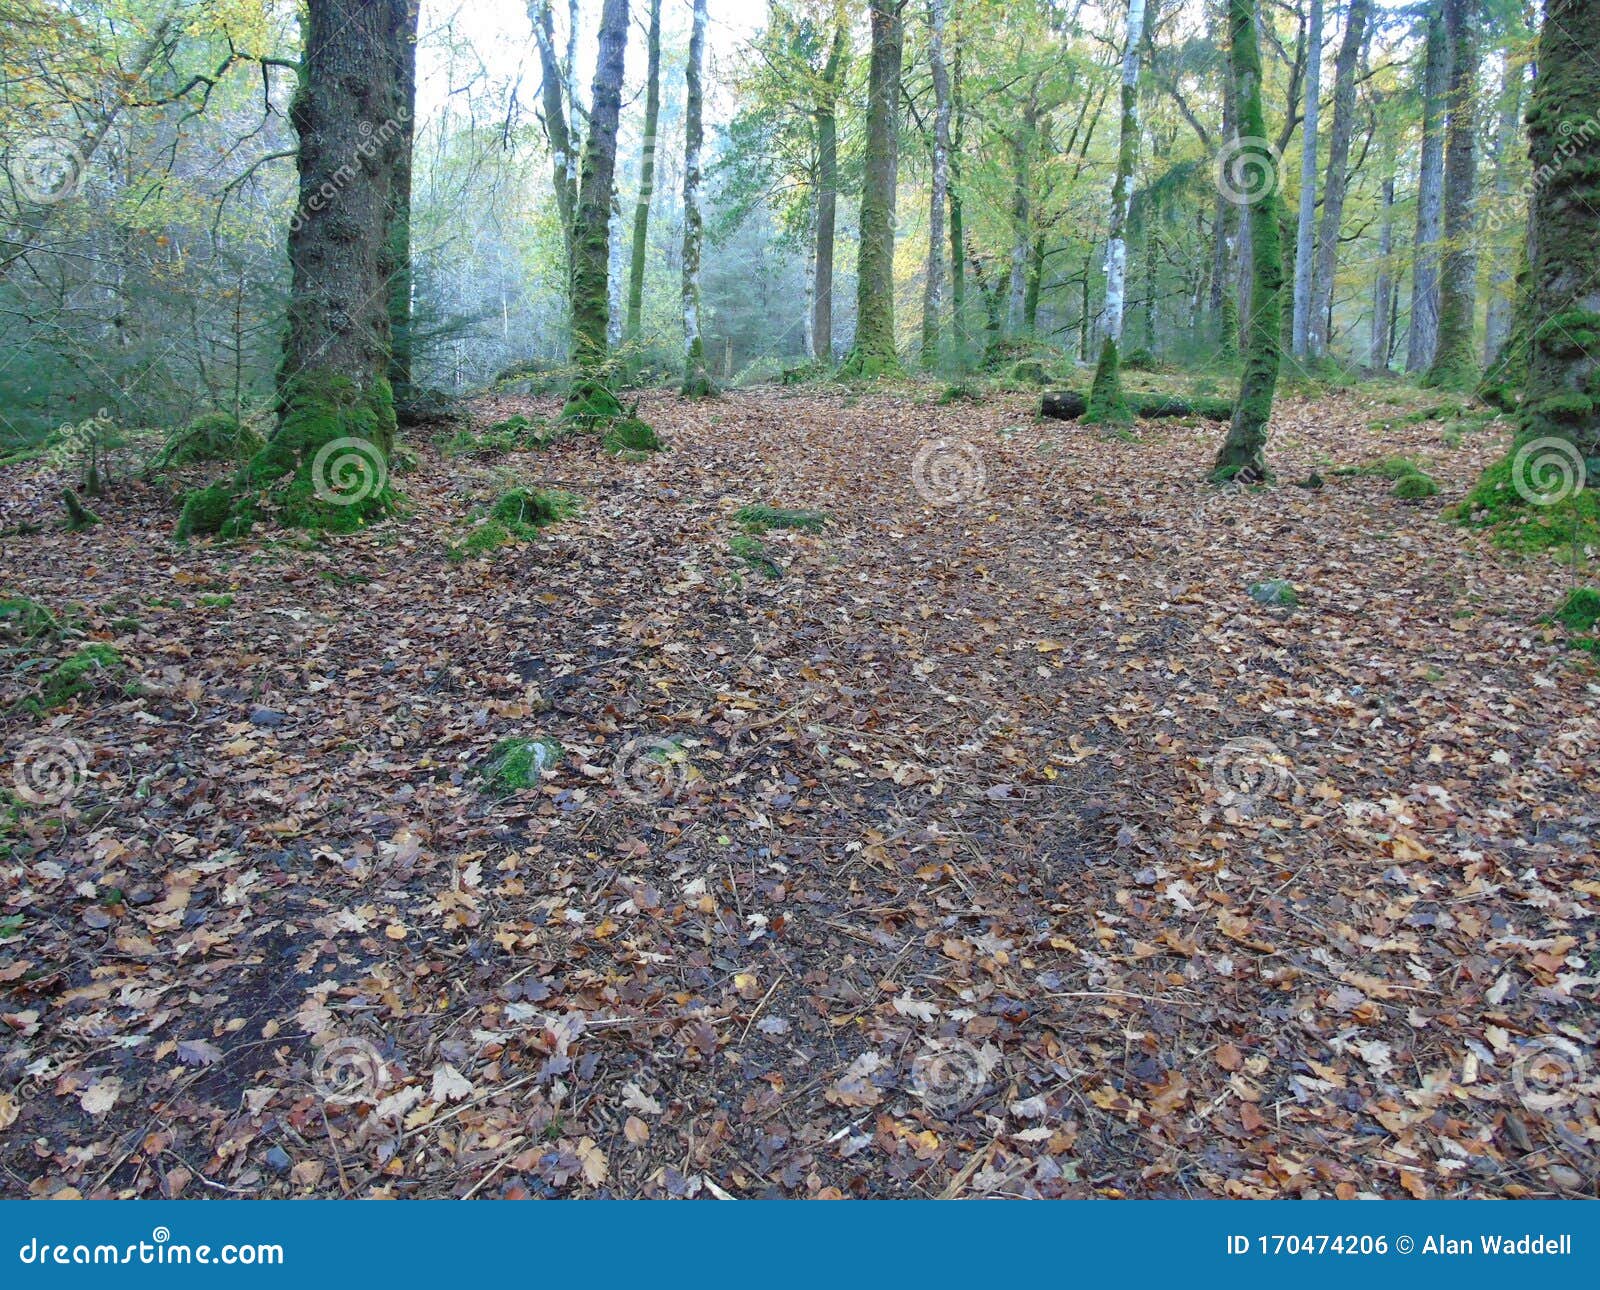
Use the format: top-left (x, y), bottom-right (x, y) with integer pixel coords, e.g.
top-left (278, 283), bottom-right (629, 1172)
top-left (682, 0), bottom-right (714, 396)
top-left (1406, 10), bottom-right (1448, 372)
top-left (1423, 0), bottom-right (1480, 389)
top-left (624, 0), bottom-right (662, 351)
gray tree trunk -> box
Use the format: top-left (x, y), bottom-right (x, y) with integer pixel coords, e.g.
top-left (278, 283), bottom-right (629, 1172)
top-left (1307, 0), bottom-right (1370, 358)
top-left (681, 0), bottom-right (712, 394)
top-left (1290, 0), bottom-right (1323, 359)
top-left (1406, 10), bottom-right (1449, 372)
top-left (922, 0), bottom-right (952, 364)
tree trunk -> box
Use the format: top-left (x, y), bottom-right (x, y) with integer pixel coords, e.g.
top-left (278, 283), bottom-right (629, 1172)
top-left (1007, 84), bottom-right (1039, 336)
top-left (1307, 0), bottom-right (1370, 359)
top-left (569, 0), bottom-right (628, 376)
top-left (530, 0), bottom-right (577, 297)
top-left (386, 0), bottom-right (420, 403)
top-left (948, 50), bottom-right (967, 352)
top-left (813, 22), bottom-right (845, 366)
top-left (839, 0), bottom-right (905, 377)
top-left (1423, 0), bottom-right (1479, 389)
top-left (1086, 0), bottom-right (1146, 423)
top-left (681, 0), bottom-right (713, 395)
top-left (1290, 0), bottom-right (1322, 359)
top-left (183, 0), bottom-right (407, 537)
top-left (922, 0), bottom-right (952, 365)
top-left (1025, 231), bottom-right (1046, 335)
top-left (1212, 0), bottom-right (1284, 481)
top-left (1370, 106), bottom-right (1397, 370)
top-left (1406, 10), bottom-right (1449, 373)
top-left (1482, 63), bottom-right (1524, 367)
top-left (1506, 0), bottom-right (1600, 459)
top-left (624, 0), bottom-right (661, 350)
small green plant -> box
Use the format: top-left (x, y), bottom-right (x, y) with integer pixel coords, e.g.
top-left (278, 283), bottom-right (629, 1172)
top-left (482, 737), bottom-right (564, 792)
top-left (734, 505), bottom-right (828, 533)
top-left (730, 533), bottom-right (781, 578)
top-left (1547, 587), bottom-right (1600, 634)
top-left (197, 593), bottom-right (235, 609)
top-left (440, 414), bottom-right (553, 458)
top-left (1392, 473), bottom-right (1440, 500)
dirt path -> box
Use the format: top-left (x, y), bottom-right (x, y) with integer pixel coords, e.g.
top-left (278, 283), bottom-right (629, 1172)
top-left (1, 386), bottom-right (1595, 1198)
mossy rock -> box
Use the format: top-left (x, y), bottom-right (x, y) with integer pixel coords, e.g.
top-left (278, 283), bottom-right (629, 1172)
top-left (1247, 579), bottom-right (1299, 608)
top-left (482, 737), bottom-right (564, 792)
top-left (781, 361), bottom-right (826, 386)
top-left (735, 504), bottom-right (827, 533)
top-left (602, 416), bottom-right (662, 455)
top-left (1455, 446), bottom-right (1600, 552)
top-left (1392, 473), bottom-right (1440, 500)
top-left (151, 411), bottom-right (264, 470)
top-left (562, 379), bottom-right (625, 426)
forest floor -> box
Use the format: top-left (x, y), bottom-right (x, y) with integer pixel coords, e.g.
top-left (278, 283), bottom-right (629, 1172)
top-left (1, 382), bottom-right (1597, 1199)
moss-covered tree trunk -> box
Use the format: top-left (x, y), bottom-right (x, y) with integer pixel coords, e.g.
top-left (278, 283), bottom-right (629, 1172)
top-left (386, 0), bottom-right (419, 403)
top-left (948, 49), bottom-right (967, 354)
top-left (530, 0), bottom-right (577, 309)
top-left (1406, 10), bottom-right (1449, 373)
top-left (1370, 104), bottom-right (1397, 370)
top-left (838, 0), bottom-right (905, 379)
top-left (569, 0), bottom-right (629, 376)
top-left (1211, 0), bottom-right (1283, 482)
top-left (812, 22), bottom-right (845, 367)
top-left (1307, 0), bottom-right (1370, 359)
top-left (681, 0), bottom-right (714, 396)
top-left (922, 0), bottom-right (952, 366)
top-left (624, 0), bottom-right (661, 351)
top-left (1423, 0), bottom-right (1479, 390)
top-left (1482, 65), bottom-right (1526, 368)
top-left (180, 0), bottom-right (408, 538)
top-left (1085, 0), bottom-right (1146, 424)
top-left (1507, 0), bottom-right (1600, 458)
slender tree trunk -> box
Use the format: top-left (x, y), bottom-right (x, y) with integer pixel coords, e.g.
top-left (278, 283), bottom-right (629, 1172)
top-left (1482, 63), bottom-right (1524, 367)
top-left (569, 0), bottom-right (629, 377)
top-left (948, 49), bottom-right (967, 352)
top-left (1406, 11), bottom-right (1449, 372)
top-left (839, 0), bottom-right (905, 377)
top-left (530, 1), bottom-right (578, 289)
top-left (1424, 0), bottom-right (1479, 388)
top-left (1025, 231), bottom-right (1046, 334)
top-left (1501, 0), bottom-right (1600, 457)
top-left (1307, 0), bottom-right (1370, 359)
top-left (1141, 206), bottom-right (1159, 351)
top-left (681, 0), bottom-right (713, 395)
top-left (813, 22), bottom-right (845, 366)
top-left (1006, 86), bottom-right (1039, 335)
top-left (625, 0), bottom-right (661, 350)
top-left (1290, 0), bottom-right (1323, 359)
top-left (1086, 0), bottom-right (1146, 421)
top-left (1370, 107), bottom-right (1397, 370)
top-left (922, 0), bottom-right (952, 365)
top-left (386, 0), bottom-right (420, 403)
top-left (1212, 0), bottom-right (1284, 481)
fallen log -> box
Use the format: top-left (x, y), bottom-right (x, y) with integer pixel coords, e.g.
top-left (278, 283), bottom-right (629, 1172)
top-left (1040, 389), bottom-right (1233, 422)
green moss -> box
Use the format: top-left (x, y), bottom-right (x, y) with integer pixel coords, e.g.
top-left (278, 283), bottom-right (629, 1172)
top-left (62, 488), bottom-right (99, 531)
top-left (735, 505), bottom-right (827, 533)
top-left (730, 533), bottom-right (781, 578)
top-left (1010, 359), bottom-right (1047, 386)
top-left (0, 596), bottom-right (59, 642)
top-left (1547, 587), bottom-right (1600, 634)
top-left (1455, 448), bottom-right (1600, 552)
top-left (1333, 456), bottom-right (1431, 481)
top-left (197, 593), bottom-right (235, 609)
top-left (1392, 472), bottom-right (1441, 500)
top-left (151, 412), bottom-right (264, 469)
top-left (1122, 347), bottom-right (1157, 371)
top-left (175, 483), bottom-right (240, 540)
top-left (602, 416), bottom-right (662, 455)
top-left (37, 643), bottom-right (130, 709)
top-left (1248, 579), bottom-right (1299, 608)
top-left (449, 488), bottom-right (579, 562)
top-left (937, 383), bottom-right (981, 405)
top-left (1084, 338), bottom-right (1131, 425)
top-left (562, 378), bottom-right (624, 426)
top-left (440, 414), bottom-right (553, 458)
top-left (482, 737), bottom-right (564, 792)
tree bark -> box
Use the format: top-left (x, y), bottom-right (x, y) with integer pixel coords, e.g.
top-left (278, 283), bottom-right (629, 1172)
top-left (813, 21), bottom-right (845, 366)
top-left (681, 0), bottom-right (713, 395)
top-left (1423, 0), bottom-right (1479, 389)
top-left (948, 48), bottom-right (967, 352)
top-left (1290, 0), bottom-right (1323, 359)
top-left (922, 0), bottom-right (952, 365)
top-left (569, 0), bottom-right (628, 374)
top-left (1307, 0), bottom-right (1370, 359)
top-left (386, 0), bottom-right (420, 402)
top-left (1406, 10), bottom-right (1449, 372)
top-left (839, 0), bottom-right (905, 377)
top-left (624, 0), bottom-right (661, 349)
top-left (1212, 0), bottom-right (1284, 481)
top-left (1370, 101), bottom-right (1397, 370)
top-left (1482, 66), bottom-right (1525, 367)
top-left (529, 1), bottom-right (577, 294)
top-left (1508, 0), bottom-right (1600, 457)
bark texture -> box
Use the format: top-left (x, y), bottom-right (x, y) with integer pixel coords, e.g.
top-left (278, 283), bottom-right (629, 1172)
top-left (624, 0), bottom-right (661, 348)
top-left (1423, 0), bottom-right (1480, 390)
top-left (812, 23), bottom-right (845, 366)
top-left (1406, 11), bottom-right (1449, 372)
top-left (569, 0), bottom-right (629, 373)
top-left (1307, 0), bottom-right (1370, 358)
top-left (681, 0), bottom-right (713, 395)
top-left (922, 0), bottom-right (952, 365)
top-left (1290, 0), bottom-right (1323, 359)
